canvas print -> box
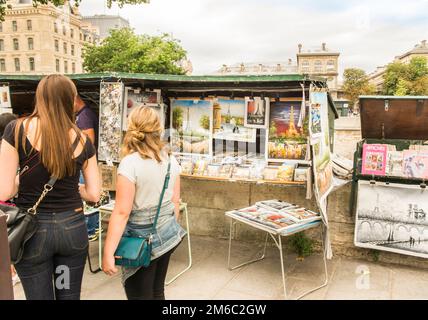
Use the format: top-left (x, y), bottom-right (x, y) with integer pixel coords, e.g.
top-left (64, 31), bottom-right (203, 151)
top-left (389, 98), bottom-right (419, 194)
top-left (361, 144), bottom-right (388, 176)
top-left (386, 151), bottom-right (404, 177)
top-left (213, 99), bottom-right (256, 143)
top-left (309, 95), bottom-right (322, 138)
top-left (98, 82), bottom-right (124, 163)
top-left (355, 181), bottom-right (428, 259)
top-left (312, 139), bottom-right (333, 201)
top-left (122, 88), bottom-right (163, 130)
top-left (403, 150), bottom-right (428, 180)
top-left (171, 99), bottom-right (213, 156)
top-left (0, 86), bottom-right (11, 109)
top-left (244, 97), bottom-right (270, 128)
top-left (266, 101), bottom-right (309, 162)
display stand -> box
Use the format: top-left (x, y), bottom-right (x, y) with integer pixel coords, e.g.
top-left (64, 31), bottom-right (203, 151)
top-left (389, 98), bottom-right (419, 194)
top-left (226, 212), bottom-right (328, 300)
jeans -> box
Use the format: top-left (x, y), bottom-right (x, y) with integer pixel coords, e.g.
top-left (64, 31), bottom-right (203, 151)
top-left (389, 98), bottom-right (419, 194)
top-left (14, 210), bottom-right (88, 300)
top-left (80, 171), bottom-right (99, 236)
top-left (124, 245), bottom-right (178, 300)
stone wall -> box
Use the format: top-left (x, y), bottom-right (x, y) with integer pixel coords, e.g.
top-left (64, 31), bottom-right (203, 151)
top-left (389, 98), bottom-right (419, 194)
top-left (181, 177), bottom-right (428, 270)
top-left (333, 116), bottom-right (361, 160)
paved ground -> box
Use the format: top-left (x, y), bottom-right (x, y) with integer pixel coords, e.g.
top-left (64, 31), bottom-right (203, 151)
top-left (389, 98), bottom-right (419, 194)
top-left (13, 235), bottom-right (428, 300)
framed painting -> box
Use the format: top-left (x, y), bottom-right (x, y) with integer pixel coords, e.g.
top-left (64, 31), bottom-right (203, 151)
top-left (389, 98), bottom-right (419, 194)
top-left (355, 180), bottom-right (428, 259)
top-left (244, 97), bottom-right (270, 129)
top-left (170, 99), bottom-right (213, 156)
top-left (266, 100), bottom-right (309, 163)
top-left (122, 88), bottom-right (163, 131)
top-left (213, 98), bottom-right (256, 143)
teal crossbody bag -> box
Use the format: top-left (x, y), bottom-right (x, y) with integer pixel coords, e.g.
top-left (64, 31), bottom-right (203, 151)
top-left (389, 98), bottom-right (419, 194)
top-left (114, 158), bottom-right (171, 268)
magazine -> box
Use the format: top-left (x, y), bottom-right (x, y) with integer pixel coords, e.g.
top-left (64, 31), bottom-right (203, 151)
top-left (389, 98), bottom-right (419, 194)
top-left (255, 199), bottom-right (295, 211)
top-left (386, 151), bottom-right (404, 177)
top-left (230, 206), bottom-right (297, 231)
top-left (255, 199), bottom-right (321, 223)
top-left (280, 207), bottom-right (321, 223)
top-left (403, 150), bottom-right (428, 179)
top-left (361, 144), bottom-right (387, 176)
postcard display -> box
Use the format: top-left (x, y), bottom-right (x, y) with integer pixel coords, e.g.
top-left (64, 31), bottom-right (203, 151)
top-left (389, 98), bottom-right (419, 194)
top-left (352, 96), bottom-right (428, 258)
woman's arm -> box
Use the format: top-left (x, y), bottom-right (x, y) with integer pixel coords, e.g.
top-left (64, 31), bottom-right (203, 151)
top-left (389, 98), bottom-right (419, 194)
top-left (0, 141), bottom-right (19, 201)
top-left (171, 176), bottom-right (181, 220)
top-left (102, 175), bottom-right (135, 275)
top-left (79, 155), bottom-right (101, 203)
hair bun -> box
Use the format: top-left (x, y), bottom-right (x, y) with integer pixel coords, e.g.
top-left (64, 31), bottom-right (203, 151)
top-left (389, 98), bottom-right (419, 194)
top-left (129, 129), bottom-right (145, 141)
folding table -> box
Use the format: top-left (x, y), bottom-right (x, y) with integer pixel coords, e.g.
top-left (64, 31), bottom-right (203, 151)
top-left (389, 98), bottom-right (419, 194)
top-left (226, 211), bottom-right (328, 300)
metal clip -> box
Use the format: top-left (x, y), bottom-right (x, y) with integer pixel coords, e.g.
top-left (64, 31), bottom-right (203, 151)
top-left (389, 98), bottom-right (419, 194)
top-left (384, 99), bottom-right (389, 111)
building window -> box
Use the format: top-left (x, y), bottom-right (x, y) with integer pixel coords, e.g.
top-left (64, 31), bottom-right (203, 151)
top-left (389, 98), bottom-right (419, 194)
top-left (62, 25), bottom-right (66, 36)
top-left (72, 62), bottom-right (75, 74)
top-left (29, 57), bottom-right (35, 71)
top-left (55, 39), bottom-right (59, 52)
top-left (27, 20), bottom-right (32, 31)
top-left (64, 60), bottom-right (68, 74)
top-left (14, 58), bottom-right (20, 72)
top-left (71, 29), bottom-right (74, 38)
top-left (0, 59), bottom-right (5, 72)
top-left (12, 21), bottom-right (17, 32)
top-left (28, 37), bottom-right (33, 50)
top-left (326, 59), bottom-right (335, 70)
top-left (314, 60), bottom-right (323, 72)
top-left (0, 39), bottom-right (4, 51)
top-left (56, 59), bottom-right (60, 72)
top-left (71, 44), bottom-right (74, 56)
top-left (54, 22), bottom-right (58, 33)
top-left (63, 42), bottom-right (67, 54)
top-left (13, 38), bottom-right (19, 50)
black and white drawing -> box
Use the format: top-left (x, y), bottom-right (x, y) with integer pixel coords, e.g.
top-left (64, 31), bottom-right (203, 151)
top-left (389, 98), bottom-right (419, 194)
top-left (244, 97), bottom-right (270, 128)
top-left (355, 180), bottom-right (428, 258)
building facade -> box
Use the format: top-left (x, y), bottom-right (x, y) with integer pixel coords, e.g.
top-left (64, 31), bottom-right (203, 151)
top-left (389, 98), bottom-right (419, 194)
top-left (296, 43), bottom-right (340, 99)
top-left (0, 0), bottom-right (98, 75)
top-left (82, 14), bottom-right (130, 40)
top-left (368, 40), bottom-right (428, 92)
top-left (214, 60), bottom-right (298, 75)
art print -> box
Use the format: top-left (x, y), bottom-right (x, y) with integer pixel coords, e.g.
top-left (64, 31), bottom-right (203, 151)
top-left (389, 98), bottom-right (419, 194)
top-left (98, 82), bottom-right (124, 163)
top-left (122, 88), bottom-right (163, 130)
top-left (171, 99), bottom-right (213, 156)
top-left (0, 86), bottom-right (11, 109)
top-left (244, 97), bottom-right (270, 128)
top-left (266, 101), bottom-right (309, 162)
top-left (213, 99), bottom-right (256, 143)
top-left (403, 150), bottom-right (428, 180)
top-left (98, 164), bottom-right (117, 191)
top-left (355, 181), bottom-right (428, 259)
top-left (361, 144), bottom-right (387, 176)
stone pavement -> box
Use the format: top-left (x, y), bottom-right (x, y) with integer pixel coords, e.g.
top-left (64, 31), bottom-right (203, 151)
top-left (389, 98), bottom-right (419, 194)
top-left (13, 235), bottom-right (428, 300)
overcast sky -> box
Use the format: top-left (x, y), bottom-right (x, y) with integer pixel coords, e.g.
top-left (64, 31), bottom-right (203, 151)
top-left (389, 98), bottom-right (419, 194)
top-left (78, 0), bottom-right (428, 76)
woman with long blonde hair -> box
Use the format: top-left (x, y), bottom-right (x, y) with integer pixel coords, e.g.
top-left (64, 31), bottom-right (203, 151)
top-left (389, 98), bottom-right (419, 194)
top-left (0, 75), bottom-right (100, 300)
top-left (103, 106), bottom-right (185, 300)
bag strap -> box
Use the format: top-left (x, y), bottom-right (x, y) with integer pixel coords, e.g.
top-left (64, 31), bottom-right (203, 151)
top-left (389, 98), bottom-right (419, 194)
top-left (26, 134), bottom-right (81, 215)
top-left (150, 156), bottom-right (172, 233)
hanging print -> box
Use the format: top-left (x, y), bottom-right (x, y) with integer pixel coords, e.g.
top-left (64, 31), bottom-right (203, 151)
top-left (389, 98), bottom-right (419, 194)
top-left (171, 99), bottom-right (213, 156)
top-left (244, 97), bottom-right (270, 129)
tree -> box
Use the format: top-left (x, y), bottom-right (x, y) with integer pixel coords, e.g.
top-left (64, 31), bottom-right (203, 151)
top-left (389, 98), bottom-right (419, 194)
top-left (342, 68), bottom-right (376, 111)
top-left (83, 28), bottom-right (187, 74)
top-left (0, 0), bottom-right (148, 21)
top-left (383, 57), bottom-right (428, 96)
top-left (199, 115), bottom-right (210, 130)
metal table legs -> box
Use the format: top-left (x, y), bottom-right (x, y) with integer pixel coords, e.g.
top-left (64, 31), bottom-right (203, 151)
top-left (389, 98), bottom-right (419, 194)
top-left (166, 203), bottom-right (193, 285)
top-left (227, 218), bottom-right (329, 300)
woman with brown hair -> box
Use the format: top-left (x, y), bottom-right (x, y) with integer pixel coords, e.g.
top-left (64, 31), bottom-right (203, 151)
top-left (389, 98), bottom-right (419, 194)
top-left (103, 106), bottom-right (185, 300)
top-left (0, 75), bottom-right (100, 300)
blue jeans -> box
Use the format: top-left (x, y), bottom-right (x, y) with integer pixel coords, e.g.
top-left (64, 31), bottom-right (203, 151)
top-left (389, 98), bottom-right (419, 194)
top-left (80, 171), bottom-right (99, 236)
top-left (14, 210), bottom-right (88, 300)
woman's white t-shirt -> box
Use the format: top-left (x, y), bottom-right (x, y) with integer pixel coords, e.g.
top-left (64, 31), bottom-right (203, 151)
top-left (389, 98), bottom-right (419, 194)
top-left (117, 152), bottom-right (181, 211)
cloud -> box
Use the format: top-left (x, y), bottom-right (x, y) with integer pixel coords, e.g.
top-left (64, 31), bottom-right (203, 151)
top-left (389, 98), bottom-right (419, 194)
top-left (78, 0), bottom-right (428, 75)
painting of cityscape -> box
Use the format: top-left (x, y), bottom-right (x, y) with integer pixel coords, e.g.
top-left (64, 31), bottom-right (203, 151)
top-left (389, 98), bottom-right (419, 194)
top-left (213, 99), bottom-right (256, 142)
top-left (170, 99), bottom-right (213, 156)
top-left (266, 101), bottom-right (309, 162)
top-left (355, 180), bottom-right (428, 258)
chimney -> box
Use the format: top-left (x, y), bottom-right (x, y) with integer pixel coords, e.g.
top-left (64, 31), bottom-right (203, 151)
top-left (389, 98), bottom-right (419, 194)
top-left (322, 43), bottom-right (326, 51)
top-left (298, 44), bottom-right (302, 53)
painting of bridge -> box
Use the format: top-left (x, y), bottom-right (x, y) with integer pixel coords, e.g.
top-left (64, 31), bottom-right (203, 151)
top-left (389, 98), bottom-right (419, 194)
top-left (355, 180), bottom-right (428, 259)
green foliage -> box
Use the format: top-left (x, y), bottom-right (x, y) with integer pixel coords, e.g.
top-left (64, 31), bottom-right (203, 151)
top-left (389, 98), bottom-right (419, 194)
top-left (342, 68), bottom-right (376, 110)
top-left (383, 57), bottom-right (428, 96)
top-left (172, 107), bottom-right (183, 130)
top-left (289, 232), bottom-right (314, 258)
top-left (83, 28), bottom-right (187, 74)
top-left (199, 115), bottom-right (210, 130)
top-left (0, 0), bottom-right (149, 21)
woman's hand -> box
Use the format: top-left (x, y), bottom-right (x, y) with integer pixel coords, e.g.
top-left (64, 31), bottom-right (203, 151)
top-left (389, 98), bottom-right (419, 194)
top-left (102, 255), bottom-right (118, 276)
